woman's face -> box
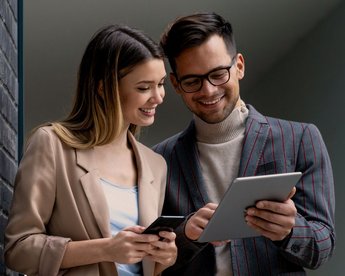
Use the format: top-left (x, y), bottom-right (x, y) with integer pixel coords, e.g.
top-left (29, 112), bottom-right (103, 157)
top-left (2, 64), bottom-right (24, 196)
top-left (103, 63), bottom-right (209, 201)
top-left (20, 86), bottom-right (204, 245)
top-left (118, 58), bottom-right (166, 127)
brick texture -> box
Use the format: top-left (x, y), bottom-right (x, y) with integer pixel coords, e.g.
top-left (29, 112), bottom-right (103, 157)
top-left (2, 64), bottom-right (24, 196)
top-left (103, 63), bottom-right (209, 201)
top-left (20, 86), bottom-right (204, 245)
top-left (0, 0), bottom-right (20, 275)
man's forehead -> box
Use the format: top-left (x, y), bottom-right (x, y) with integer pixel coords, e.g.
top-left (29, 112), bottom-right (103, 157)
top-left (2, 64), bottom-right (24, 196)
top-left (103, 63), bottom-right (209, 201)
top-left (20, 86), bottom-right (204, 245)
top-left (174, 35), bottom-right (231, 75)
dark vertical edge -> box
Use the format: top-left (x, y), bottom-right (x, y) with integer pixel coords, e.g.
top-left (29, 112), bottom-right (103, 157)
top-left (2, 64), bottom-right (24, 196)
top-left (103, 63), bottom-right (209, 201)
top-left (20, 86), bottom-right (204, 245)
top-left (17, 0), bottom-right (23, 162)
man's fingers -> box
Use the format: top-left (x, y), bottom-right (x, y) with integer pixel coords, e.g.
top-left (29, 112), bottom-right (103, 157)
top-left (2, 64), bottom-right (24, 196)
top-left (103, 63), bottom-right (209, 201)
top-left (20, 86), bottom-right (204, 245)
top-left (286, 186), bottom-right (296, 200)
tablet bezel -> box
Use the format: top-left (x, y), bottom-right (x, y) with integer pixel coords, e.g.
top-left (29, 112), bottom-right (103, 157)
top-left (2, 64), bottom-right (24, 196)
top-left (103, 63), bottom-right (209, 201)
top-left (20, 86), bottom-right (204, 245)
top-left (197, 172), bottom-right (302, 242)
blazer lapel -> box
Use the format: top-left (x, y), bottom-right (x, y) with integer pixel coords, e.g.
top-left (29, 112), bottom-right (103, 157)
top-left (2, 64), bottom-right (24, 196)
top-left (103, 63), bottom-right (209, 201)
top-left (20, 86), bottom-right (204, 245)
top-left (76, 133), bottom-right (160, 235)
top-left (77, 134), bottom-right (157, 275)
top-left (175, 122), bottom-right (209, 208)
top-left (238, 105), bottom-right (270, 177)
top-left (128, 133), bottom-right (159, 228)
top-left (76, 148), bottom-right (111, 238)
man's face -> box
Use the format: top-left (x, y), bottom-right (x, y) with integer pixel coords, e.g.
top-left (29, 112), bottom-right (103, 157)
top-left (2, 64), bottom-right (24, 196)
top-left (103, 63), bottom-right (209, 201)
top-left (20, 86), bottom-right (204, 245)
top-left (171, 34), bottom-right (245, 124)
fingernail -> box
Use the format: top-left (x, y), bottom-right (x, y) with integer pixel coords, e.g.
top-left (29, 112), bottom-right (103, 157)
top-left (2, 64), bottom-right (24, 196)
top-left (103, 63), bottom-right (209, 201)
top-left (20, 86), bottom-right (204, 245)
top-left (257, 202), bottom-right (264, 208)
top-left (247, 209), bottom-right (254, 215)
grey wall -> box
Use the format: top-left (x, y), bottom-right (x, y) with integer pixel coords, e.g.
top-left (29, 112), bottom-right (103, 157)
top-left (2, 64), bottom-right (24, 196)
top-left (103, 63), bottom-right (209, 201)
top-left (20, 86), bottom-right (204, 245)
top-left (244, 3), bottom-right (345, 275)
top-left (0, 0), bottom-right (19, 275)
top-left (23, 0), bottom-right (342, 146)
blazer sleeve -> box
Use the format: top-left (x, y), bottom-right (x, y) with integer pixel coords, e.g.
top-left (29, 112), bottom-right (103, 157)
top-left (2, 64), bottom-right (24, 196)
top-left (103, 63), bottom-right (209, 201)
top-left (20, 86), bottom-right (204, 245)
top-left (278, 123), bottom-right (336, 269)
top-left (4, 128), bottom-right (71, 275)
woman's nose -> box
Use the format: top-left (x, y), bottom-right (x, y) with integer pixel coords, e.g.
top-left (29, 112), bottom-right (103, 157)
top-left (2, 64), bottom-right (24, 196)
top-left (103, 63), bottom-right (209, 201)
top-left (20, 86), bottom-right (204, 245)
top-left (150, 87), bottom-right (165, 104)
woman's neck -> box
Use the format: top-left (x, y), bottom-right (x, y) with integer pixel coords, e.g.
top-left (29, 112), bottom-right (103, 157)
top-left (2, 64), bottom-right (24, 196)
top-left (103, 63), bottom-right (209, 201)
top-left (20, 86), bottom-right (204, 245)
top-left (94, 128), bottom-right (137, 187)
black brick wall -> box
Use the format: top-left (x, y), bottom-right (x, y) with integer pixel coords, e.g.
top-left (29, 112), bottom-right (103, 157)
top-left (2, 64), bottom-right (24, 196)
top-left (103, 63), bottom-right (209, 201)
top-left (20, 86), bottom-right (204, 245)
top-left (0, 0), bottom-right (20, 275)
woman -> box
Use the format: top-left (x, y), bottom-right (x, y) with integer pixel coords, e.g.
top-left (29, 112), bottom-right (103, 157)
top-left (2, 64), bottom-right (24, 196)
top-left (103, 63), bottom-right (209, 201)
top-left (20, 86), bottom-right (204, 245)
top-left (5, 24), bottom-right (176, 275)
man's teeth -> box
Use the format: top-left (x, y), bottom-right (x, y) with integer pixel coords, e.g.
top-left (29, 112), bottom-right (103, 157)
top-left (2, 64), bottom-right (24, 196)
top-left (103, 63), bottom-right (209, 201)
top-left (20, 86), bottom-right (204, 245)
top-left (200, 97), bottom-right (222, 105)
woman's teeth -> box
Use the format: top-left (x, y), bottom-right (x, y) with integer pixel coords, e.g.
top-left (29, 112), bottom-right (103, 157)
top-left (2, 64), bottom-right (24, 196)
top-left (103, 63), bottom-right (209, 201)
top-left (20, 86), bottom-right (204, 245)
top-left (140, 108), bottom-right (154, 113)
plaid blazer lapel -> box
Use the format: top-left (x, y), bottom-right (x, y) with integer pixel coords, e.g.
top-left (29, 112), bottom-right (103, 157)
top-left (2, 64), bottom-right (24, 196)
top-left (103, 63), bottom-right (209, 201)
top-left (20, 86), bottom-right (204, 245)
top-left (175, 122), bottom-right (209, 209)
top-left (239, 105), bottom-right (270, 177)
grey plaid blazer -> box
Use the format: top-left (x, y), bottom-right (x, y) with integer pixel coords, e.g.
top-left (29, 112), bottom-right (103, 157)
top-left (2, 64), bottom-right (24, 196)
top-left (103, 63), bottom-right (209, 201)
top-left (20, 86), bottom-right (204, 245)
top-left (153, 104), bottom-right (335, 276)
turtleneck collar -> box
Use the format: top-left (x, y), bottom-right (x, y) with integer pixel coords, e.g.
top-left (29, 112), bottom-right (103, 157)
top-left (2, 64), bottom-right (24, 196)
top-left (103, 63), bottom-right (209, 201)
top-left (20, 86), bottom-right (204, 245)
top-left (194, 100), bottom-right (248, 144)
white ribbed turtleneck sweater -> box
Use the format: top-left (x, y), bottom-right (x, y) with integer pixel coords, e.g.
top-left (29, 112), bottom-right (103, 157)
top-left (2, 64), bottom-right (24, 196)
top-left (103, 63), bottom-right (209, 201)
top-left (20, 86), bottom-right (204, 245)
top-left (194, 101), bottom-right (248, 276)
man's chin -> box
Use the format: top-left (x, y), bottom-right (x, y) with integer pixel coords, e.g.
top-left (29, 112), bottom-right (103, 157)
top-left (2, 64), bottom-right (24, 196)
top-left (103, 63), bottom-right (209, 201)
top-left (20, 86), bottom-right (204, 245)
top-left (197, 113), bottom-right (228, 124)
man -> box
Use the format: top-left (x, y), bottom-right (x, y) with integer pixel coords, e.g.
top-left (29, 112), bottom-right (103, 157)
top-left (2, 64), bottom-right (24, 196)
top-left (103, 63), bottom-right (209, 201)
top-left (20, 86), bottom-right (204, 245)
top-left (153, 12), bottom-right (335, 275)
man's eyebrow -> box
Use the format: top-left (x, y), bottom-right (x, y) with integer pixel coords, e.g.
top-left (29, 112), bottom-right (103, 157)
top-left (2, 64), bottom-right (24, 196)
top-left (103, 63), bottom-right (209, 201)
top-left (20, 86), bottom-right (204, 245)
top-left (179, 64), bottom-right (230, 79)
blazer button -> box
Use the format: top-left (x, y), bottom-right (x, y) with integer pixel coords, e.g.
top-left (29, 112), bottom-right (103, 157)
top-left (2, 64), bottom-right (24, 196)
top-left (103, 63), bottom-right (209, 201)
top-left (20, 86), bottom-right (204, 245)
top-left (291, 244), bottom-right (300, 253)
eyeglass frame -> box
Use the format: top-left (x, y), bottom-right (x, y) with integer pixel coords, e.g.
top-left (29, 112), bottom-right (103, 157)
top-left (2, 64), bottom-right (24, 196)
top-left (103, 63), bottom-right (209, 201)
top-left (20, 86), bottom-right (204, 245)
top-left (175, 55), bottom-right (238, 93)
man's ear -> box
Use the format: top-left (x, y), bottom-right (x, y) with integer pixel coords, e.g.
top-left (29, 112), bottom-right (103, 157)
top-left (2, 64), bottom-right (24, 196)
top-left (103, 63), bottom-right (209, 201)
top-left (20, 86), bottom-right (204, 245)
top-left (170, 72), bottom-right (182, 95)
top-left (236, 53), bottom-right (245, 80)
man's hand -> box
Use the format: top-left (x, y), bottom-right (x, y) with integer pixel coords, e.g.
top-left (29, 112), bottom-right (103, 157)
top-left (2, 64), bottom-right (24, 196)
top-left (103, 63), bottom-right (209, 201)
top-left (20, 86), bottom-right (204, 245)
top-left (245, 187), bottom-right (297, 241)
top-left (185, 203), bottom-right (231, 246)
top-left (185, 203), bottom-right (217, 241)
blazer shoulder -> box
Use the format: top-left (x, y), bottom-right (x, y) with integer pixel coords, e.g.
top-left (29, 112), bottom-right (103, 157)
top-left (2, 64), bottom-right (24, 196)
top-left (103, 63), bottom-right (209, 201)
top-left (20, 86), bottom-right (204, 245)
top-left (247, 105), bottom-right (318, 134)
top-left (264, 115), bottom-right (319, 135)
top-left (135, 139), bottom-right (167, 168)
top-left (24, 125), bottom-right (60, 151)
top-left (23, 126), bottom-right (76, 167)
top-left (152, 125), bottom-right (195, 159)
top-left (247, 106), bottom-right (324, 142)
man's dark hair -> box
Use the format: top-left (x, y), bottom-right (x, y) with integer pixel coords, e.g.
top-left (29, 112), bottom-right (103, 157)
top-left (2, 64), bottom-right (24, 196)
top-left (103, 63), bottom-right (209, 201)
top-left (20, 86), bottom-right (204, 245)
top-left (160, 12), bottom-right (237, 73)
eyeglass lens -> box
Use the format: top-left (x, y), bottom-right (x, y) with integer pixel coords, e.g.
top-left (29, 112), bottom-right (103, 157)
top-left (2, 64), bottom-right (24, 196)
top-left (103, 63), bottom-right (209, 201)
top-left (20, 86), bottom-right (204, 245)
top-left (180, 68), bottom-right (230, 93)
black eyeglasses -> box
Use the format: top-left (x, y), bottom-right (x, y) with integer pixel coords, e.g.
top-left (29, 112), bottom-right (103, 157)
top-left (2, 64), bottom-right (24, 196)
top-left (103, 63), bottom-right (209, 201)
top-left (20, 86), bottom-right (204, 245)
top-left (176, 55), bottom-right (237, 93)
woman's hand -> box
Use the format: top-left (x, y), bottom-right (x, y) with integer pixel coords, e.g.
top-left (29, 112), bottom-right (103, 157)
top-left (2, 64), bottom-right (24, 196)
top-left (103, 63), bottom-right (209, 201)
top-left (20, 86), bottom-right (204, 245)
top-left (145, 231), bottom-right (177, 273)
top-left (106, 225), bottom-right (160, 264)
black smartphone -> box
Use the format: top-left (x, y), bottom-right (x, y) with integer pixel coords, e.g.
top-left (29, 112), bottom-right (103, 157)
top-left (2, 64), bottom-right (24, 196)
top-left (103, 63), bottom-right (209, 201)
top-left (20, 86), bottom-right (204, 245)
top-left (142, 216), bottom-right (185, 235)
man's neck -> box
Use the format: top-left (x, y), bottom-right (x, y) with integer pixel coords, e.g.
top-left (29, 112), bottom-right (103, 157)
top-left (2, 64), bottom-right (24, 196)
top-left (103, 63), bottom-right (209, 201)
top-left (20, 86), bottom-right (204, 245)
top-left (194, 101), bottom-right (248, 144)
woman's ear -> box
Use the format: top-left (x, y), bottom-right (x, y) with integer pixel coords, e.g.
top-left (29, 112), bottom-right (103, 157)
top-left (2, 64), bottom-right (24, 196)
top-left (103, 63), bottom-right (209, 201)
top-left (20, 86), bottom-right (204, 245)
top-left (98, 82), bottom-right (104, 97)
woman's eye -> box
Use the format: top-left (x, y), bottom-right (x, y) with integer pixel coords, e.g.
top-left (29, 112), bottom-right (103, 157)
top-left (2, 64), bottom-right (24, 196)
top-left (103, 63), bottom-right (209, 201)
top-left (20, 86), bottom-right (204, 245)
top-left (158, 82), bottom-right (165, 87)
top-left (137, 87), bottom-right (150, 91)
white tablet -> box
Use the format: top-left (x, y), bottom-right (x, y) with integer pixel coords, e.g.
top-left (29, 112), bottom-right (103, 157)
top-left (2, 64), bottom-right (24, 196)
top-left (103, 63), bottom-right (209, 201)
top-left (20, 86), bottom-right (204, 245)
top-left (197, 172), bottom-right (302, 242)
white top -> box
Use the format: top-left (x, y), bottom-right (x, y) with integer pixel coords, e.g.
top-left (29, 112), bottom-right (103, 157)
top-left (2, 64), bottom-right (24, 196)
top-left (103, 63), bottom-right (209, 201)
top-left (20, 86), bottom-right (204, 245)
top-left (100, 178), bottom-right (142, 276)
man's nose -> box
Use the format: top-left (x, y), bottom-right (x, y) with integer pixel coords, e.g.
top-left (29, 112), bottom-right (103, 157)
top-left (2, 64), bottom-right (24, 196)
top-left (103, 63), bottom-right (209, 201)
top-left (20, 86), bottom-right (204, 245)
top-left (199, 78), bottom-right (218, 94)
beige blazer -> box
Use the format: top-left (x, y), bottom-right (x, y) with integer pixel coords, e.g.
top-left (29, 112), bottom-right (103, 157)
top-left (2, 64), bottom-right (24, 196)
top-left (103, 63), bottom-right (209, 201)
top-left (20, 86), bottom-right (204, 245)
top-left (5, 126), bottom-right (167, 276)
